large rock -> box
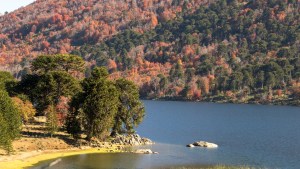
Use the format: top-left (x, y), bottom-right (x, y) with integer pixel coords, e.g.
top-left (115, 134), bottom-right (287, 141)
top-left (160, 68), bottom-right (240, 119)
top-left (111, 134), bottom-right (154, 146)
top-left (192, 141), bottom-right (218, 148)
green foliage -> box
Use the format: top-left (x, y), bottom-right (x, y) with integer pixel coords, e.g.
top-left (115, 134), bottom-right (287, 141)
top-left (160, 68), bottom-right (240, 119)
top-left (45, 105), bottom-right (58, 137)
top-left (83, 78), bottom-right (119, 140)
top-left (0, 90), bottom-right (21, 153)
top-left (67, 67), bottom-right (145, 140)
top-left (18, 71), bottom-right (80, 114)
top-left (69, 67), bottom-right (119, 140)
top-left (31, 54), bottom-right (85, 74)
top-left (0, 71), bottom-right (15, 92)
top-left (113, 78), bottom-right (145, 135)
top-left (91, 67), bottom-right (109, 79)
top-left (66, 93), bottom-right (83, 139)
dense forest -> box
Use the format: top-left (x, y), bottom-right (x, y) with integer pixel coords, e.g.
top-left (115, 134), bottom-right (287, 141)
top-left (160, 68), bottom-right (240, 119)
top-left (73, 0), bottom-right (300, 104)
top-left (0, 0), bottom-right (299, 105)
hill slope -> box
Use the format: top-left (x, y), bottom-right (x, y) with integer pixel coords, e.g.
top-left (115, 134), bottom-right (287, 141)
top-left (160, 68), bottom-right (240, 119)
top-left (0, 0), bottom-right (299, 105)
top-left (0, 0), bottom-right (206, 70)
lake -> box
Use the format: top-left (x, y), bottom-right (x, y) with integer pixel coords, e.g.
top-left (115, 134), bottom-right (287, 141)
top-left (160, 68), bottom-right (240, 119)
top-left (32, 101), bottom-right (300, 169)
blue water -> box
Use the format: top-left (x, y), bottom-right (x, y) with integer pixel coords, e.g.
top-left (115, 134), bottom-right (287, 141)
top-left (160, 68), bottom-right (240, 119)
top-left (32, 101), bottom-right (300, 169)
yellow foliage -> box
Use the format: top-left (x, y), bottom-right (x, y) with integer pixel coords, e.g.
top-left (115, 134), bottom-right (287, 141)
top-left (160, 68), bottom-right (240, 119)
top-left (12, 97), bottom-right (36, 123)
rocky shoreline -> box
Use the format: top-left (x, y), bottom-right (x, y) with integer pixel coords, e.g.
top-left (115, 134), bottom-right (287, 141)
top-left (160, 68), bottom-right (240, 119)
top-left (111, 134), bottom-right (154, 146)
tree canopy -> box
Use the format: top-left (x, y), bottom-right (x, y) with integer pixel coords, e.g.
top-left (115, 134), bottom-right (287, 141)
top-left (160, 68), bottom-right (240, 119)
top-left (113, 78), bottom-right (145, 135)
top-left (31, 54), bottom-right (85, 75)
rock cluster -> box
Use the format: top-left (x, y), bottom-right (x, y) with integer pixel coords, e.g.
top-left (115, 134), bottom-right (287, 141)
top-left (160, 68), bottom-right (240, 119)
top-left (187, 141), bottom-right (218, 148)
top-left (111, 134), bottom-right (154, 146)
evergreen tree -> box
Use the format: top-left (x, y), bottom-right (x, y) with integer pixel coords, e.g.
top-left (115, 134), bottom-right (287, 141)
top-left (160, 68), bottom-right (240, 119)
top-left (0, 90), bottom-right (21, 153)
top-left (112, 79), bottom-right (145, 135)
top-left (45, 104), bottom-right (58, 137)
top-left (71, 67), bottom-right (119, 140)
top-left (31, 54), bottom-right (85, 74)
top-left (18, 70), bottom-right (80, 115)
top-left (0, 71), bottom-right (15, 92)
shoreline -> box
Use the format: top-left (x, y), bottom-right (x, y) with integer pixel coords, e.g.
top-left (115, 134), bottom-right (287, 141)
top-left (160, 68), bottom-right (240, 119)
top-left (143, 97), bottom-right (300, 107)
top-left (0, 124), bottom-right (153, 169)
top-left (0, 146), bottom-right (123, 169)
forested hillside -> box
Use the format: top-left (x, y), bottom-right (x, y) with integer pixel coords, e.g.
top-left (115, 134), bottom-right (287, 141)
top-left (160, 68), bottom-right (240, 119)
top-left (0, 0), bottom-right (299, 105)
top-left (0, 0), bottom-right (206, 73)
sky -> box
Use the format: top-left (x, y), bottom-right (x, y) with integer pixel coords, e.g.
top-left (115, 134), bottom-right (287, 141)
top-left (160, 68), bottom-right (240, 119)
top-left (0, 0), bottom-right (35, 14)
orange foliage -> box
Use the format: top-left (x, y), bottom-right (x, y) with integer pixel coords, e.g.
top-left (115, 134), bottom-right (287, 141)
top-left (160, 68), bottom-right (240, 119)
top-left (277, 11), bottom-right (286, 21)
top-left (12, 97), bottom-right (36, 122)
top-left (183, 45), bottom-right (195, 56)
top-left (200, 77), bottom-right (210, 95)
top-left (151, 14), bottom-right (158, 27)
top-left (107, 59), bottom-right (117, 72)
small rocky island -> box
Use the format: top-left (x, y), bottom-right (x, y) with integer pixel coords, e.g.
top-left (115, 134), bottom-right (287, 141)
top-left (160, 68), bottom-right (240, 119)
top-left (187, 141), bottom-right (218, 148)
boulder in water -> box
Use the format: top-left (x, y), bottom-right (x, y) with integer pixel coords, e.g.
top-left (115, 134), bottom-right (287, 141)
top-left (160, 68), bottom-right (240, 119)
top-left (135, 149), bottom-right (153, 154)
top-left (191, 141), bottom-right (218, 148)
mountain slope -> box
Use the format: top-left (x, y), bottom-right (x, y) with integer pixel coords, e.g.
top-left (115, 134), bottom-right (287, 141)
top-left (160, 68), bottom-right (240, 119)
top-left (0, 0), bottom-right (299, 104)
top-left (0, 0), bottom-right (206, 69)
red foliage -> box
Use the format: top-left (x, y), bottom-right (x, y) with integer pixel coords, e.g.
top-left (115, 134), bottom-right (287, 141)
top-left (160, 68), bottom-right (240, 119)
top-left (55, 96), bottom-right (70, 126)
top-left (41, 41), bottom-right (50, 50)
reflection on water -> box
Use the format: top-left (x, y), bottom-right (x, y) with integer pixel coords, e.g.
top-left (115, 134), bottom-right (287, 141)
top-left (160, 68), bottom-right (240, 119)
top-left (31, 101), bottom-right (300, 169)
top-left (31, 153), bottom-right (142, 169)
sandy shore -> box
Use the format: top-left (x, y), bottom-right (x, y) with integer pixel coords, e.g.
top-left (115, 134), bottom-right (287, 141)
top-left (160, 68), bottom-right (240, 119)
top-left (0, 124), bottom-right (125, 169)
top-left (0, 146), bottom-right (122, 169)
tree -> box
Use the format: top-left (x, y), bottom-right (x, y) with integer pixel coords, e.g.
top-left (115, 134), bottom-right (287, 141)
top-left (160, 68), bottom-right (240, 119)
top-left (112, 79), bottom-right (145, 135)
top-left (230, 72), bottom-right (243, 91)
top-left (19, 71), bottom-right (80, 114)
top-left (266, 72), bottom-right (276, 89)
top-left (170, 60), bottom-right (184, 82)
top-left (66, 93), bottom-right (84, 139)
top-left (45, 104), bottom-right (58, 137)
top-left (198, 77), bottom-right (210, 95)
top-left (257, 71), bottom-right (265, 89)
top-left (243, 71), bottom-right (254, 89)
top-left (0, 71), bottom-right (15, 91)
top-left (158, 74), bottom-right (168, 94)
top-left (69, 67), bottom-right (119, 140)
top-left (12, 96), bottom-right (36, 123)
top-left (0, 90), bottom-right (21, 153)
top-left (31, 54), bottom-right (85, 75)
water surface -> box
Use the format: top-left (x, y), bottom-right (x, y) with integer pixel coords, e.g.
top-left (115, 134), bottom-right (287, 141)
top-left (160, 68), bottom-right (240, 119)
top-left (32, 101), bottom-right (300, 169)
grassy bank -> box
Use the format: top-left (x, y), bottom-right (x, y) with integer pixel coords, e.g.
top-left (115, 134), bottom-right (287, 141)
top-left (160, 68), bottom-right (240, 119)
top-left (0, 147), bottom-right (122, 169)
